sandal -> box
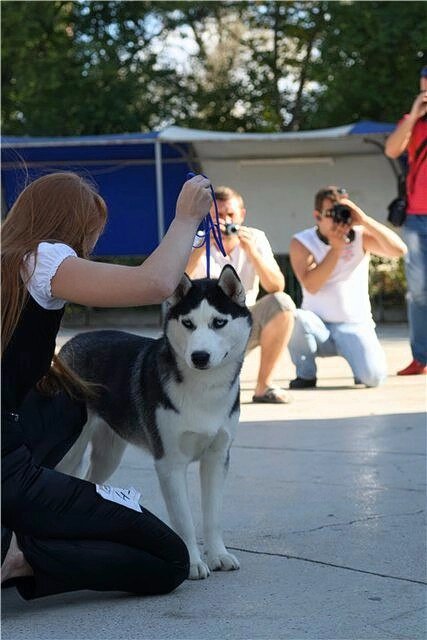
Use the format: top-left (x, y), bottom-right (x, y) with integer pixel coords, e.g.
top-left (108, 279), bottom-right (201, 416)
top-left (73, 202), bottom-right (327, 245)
top-left (252, 387), bottom-right (292, 404)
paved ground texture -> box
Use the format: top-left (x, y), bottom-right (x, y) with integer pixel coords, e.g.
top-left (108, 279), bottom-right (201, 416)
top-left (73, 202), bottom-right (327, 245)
top-left (2, 324), bottom-right (426, 640)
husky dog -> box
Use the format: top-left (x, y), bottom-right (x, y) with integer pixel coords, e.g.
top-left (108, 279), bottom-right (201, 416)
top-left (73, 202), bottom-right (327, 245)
top-left (57, 265), bottom-right (252, 580)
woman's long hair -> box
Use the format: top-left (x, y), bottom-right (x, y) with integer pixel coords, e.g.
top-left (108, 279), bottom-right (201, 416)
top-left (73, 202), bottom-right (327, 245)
top-left (1, 172), bottom-right (108, 397)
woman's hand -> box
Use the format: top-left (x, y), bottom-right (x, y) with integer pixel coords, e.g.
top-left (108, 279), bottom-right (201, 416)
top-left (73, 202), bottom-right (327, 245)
top-left (175, 175), bottom-right (212, 225)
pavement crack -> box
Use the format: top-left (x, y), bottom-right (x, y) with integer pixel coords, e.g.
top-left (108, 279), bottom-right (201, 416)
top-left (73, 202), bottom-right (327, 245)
top-left (367, 606), bottom-right (427, 640)
top-left (289, 508), bottom-right (424, 533)
top-left (228, 546), bottom-right (427, 586)
top-left (367, 623), bottom-right (414, 640)
top-left (374, 604), bottom-right (427, 624)
top-left (234, 444), bottom-right (426, 457)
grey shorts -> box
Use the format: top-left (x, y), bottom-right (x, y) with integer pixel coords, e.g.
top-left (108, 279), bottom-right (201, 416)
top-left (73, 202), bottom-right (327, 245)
top-left (246, 292), bottom-right (296, 352)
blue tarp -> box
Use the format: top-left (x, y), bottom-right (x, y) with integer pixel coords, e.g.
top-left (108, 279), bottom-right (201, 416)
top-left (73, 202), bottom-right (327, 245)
top-left (348, 120), bottom-right (396, 135)
top-left (1, 132), bottom-right (192, 256)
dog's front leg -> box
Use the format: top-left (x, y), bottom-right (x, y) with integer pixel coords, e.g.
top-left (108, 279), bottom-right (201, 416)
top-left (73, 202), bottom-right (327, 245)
top-left (200, 431), bottom-right (240, 573)
top-left (155, 459), bottom-right (210, 580)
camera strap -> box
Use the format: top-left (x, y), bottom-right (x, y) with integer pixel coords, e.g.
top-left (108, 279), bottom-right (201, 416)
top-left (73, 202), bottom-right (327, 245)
top-left (316, 227), bottom-right (355, 245)
top-left (187, 172), bottom-right (226, 278)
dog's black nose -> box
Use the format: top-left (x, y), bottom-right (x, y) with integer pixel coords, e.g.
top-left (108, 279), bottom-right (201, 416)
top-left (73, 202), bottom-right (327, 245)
top-left (191, 351), bottom-right (210, 368)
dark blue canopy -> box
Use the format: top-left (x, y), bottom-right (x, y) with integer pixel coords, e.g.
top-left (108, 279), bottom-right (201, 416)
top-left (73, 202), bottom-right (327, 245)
top-left (1, 132), bottom-right (193, 256)
top-left (348, 120), bottom-right (396, 135)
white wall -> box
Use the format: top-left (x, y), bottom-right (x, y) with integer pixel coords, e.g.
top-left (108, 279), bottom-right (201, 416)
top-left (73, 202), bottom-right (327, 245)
top-left (200, 153), bottom-right (397, 253)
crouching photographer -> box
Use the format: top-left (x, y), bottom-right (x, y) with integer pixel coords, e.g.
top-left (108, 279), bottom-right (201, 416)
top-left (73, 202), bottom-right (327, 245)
top-left (187, 185), bottom-right (296, 404)
top-left (288, 186), bottom-right (407, 389)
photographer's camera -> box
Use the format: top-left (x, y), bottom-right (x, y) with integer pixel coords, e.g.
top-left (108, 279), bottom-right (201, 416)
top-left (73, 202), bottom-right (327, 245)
top-left (331, 204), bottom-right (352, 225)
top-left (224, 223), bottom-right (240, 236)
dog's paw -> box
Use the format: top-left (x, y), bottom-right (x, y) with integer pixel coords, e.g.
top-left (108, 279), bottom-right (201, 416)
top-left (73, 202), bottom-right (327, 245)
top-left (189, 560), bottom-right (211, 580)
top-left (206, 551), bottom-right (240, 572)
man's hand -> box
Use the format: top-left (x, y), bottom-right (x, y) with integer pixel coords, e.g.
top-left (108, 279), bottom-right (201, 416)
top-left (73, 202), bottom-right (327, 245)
top-left (236, 226), bottom-right (257, 255)
top-left (385, 88), bottom-right (427, 158)
top-left (336, 198), bottom-right (407, 258)
top-left (409, 90), bottom-right (427, 123)
top-left (328, 223), bottom-right (351, 251)
top-left (339, 197), bottom-right (368, 226)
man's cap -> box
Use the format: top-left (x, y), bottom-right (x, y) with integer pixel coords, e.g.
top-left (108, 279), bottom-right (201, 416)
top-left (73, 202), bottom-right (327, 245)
top-left (421, 66), bottom-right (427, 79)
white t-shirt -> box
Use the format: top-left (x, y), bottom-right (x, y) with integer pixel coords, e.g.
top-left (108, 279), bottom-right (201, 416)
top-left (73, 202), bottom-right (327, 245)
top-left (21, 242), bottom-right (77, 310)
top-left (293, 226), bottom-right (373, 324)
top-left (191, 228), bottom-right (277, 306)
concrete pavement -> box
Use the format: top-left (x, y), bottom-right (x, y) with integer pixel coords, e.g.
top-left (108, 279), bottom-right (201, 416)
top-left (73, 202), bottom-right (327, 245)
top-left (2, 324), bottom-right (426, 639)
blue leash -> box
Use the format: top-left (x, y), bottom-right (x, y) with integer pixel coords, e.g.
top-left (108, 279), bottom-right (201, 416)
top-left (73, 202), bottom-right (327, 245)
top-left (187, 172), bottom-right (226, 278)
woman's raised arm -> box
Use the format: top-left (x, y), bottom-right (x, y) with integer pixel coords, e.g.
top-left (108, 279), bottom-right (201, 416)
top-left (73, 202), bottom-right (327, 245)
top-left (51, 175), bottom-right (212, 307)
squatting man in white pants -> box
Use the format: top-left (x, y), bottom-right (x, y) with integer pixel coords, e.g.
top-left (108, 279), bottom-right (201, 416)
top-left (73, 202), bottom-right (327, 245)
top-left (288, 186), bottom-right (407, 389)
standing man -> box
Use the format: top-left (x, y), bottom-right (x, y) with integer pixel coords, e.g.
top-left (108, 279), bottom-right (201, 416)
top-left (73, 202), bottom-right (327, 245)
top-left (186, 186), bottom-right (295, 404)
top-left (288, 186), bottom-right (407, 389)
top-left (385, 65), bottom-right (427, 375)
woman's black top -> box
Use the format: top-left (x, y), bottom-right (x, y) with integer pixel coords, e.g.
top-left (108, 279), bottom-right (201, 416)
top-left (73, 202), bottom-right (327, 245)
top-left (2, 295), bottom-right (64, 411)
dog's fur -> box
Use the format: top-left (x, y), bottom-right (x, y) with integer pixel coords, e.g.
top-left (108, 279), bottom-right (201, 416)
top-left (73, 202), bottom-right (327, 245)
top-left (56, 265), bottom-right (252, 579)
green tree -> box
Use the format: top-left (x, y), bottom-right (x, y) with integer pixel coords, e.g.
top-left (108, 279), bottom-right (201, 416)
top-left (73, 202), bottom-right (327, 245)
top-left (2, 1), bottom-right (426, 136)
top-left (149, 0), bottom-right (426, 131)
top-left (150, 1), bottom-right (330, 132)
top-left (1, 1), bottom-right (177, 135)
top-left (149, 1), bottom-right (253, 131)
top-left (302, 1), bottom-right (427, 128)
top-left (238, 1), bottom-right (328, 131)
top-left (2, 1), bottom-right (78, 135)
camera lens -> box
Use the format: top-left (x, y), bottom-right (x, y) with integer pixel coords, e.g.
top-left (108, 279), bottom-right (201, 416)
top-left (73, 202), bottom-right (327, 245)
top-left (332, 204), bottom-right (351, 224)
top-left (224, 223), bottom-right (240, 235)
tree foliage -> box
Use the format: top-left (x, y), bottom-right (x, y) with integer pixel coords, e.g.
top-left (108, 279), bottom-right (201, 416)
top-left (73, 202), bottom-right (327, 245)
top-left (1, 1), bottom-right (425, 136)
top-left (303, 1), bottom-right (427, 128)
top-left (1, 1), bottom-right (178, 135)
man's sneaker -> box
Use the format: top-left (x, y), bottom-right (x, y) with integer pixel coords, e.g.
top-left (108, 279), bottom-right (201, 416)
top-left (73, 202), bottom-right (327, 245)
top-left (289, 377), bottom-right (317, 389)
top-left (397, 360), bottom-right (427, 376)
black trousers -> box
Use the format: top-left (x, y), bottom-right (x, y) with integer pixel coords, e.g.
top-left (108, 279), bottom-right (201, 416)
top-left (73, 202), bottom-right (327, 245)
top-left (1, 391), bottom-right (189, 600)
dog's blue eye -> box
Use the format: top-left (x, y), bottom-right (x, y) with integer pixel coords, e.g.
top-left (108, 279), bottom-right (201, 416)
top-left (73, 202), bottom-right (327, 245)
top-left (212, 318), bottom-right (228, 329)
top-left (182, 319), bottom-right (195, 330)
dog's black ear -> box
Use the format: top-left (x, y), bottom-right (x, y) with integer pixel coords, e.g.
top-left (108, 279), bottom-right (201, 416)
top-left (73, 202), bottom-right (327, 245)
top-left (167, 273), bottom-right (192, 307)
top-left (217, 265), bottom-right (246, 307)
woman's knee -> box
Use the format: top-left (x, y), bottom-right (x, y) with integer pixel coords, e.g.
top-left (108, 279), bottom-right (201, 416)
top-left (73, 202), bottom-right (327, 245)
top-left (170, 536), bottom-right (190, 586)
top-left (160, 558), bottom-right (190, 594)
top-left (144, 538), bottom-right (190, 595)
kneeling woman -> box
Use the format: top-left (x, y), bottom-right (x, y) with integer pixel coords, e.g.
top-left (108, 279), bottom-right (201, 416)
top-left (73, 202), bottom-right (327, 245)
top-left (1, 171), bottom-right (211, 599)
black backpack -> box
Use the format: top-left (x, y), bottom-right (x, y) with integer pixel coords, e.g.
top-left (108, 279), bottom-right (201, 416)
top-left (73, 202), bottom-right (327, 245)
top-left (387, 136), bottom-right (427, 227)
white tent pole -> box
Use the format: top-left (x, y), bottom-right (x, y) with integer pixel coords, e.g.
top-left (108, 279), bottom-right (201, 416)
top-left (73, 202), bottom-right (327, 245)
top-left (155, 139), bottom-right (167, 325)
top-left (155, 140), bottom-right (165, 241)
